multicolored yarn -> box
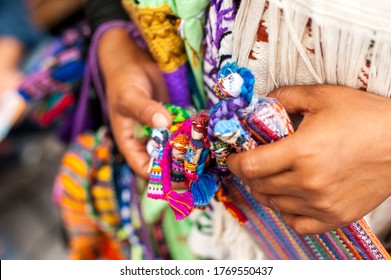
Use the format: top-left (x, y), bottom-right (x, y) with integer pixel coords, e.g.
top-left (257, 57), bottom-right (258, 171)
top-left (239, 96), bottom-right (295, 144)
top-left (113, 162), bottom-right (154, 260)
top-left (55, 132), bottom-right (125, 260)
top-left (18, 23), bottom-right (88, 127)
top-left (224, 176), bottom-right (390, 260)
top-left (56, 130), bottom-right (158, 260)
top-left (161, 119), bottom-right (195, 220)
top-left (143, 104), bottom-right (191, 137)
top-left (214, 118), bottom-right (258, 152)
top-left (210, 140), bottom-right (231, 172)
top-left (147, 128), bottom-right (171, 199)
top-left (207, 62), bottom-right (391, 260)
top-left (185, 112), bottom-right (219, 206)
top-left (170, 133), bottom-right (190, 183)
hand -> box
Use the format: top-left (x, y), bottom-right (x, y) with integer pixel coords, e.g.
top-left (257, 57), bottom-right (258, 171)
top-left (99, 28), bottom-right (172, 179)
top-left (227, 85), bottom-right (391, 235)
top-left (0, 37), bottom-right (24, 93)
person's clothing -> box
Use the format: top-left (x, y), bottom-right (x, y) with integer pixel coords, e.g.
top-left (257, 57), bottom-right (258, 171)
top-left (0, 0), bottom-right (44, 49)
top-left (70, 0), bottom-right (391, 259)
top-left (222, 0), bottom-right (391, 251)
top-left (85, 0), bottom-right (129, 32)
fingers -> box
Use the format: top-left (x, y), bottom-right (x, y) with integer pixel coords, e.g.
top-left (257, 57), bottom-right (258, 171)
top-left (252, 193), bottom-right (312, 217)
top-left (227, 136), bottom-right (296, 179)
top-left (109, 112), bottom-right (151, 180)
top-left (280, 213), bottom-right (337, 235)
top-left (117, 86), bottom-right (172, 129)
top-left (242, 171), bottom-right (298, 196)
top-left (267, 85), bottom-right (319, 115)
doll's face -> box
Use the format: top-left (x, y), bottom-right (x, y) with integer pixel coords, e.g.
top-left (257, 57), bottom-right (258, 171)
top-left (191, 128), bottom-right (204, 140)
top-left (221, 73), bottom-right (244, 98)
top-left (216, 129), bottom-right (240, 145)
top-left (172, 148), bottom-right (186, 160)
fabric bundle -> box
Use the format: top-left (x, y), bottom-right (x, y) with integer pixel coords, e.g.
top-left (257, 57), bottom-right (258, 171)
top-left (18, 23), bottom-right (88, 128)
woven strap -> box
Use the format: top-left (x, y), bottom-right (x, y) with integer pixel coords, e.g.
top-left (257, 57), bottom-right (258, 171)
top-left (225, 176), bottom-right (390, 260)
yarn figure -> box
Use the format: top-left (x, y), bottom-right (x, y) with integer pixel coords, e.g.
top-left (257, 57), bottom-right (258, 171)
top-left (239, 96), bottom-right (295, 144)
top-left (214, 118), bottom-right (257, 152)
top-left (161, 119), bottom-right (194, 220)
top-left (147, 128), bottom-right (171, 199)
top-left (210, 140), bottom-right (231, 172)
top-left (170, 133), bottom-right (190, 182)
top-left (208, 62), bottom-right (256, 172)
top-left (184, 112), bottom-right (219, 206)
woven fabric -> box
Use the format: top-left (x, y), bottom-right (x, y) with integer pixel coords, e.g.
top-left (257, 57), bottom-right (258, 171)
top-left (121, 0), bottom-right (209, 109)
top-left (202, 0), bottom-right (391, 260)
top-left (224, 176), bottom-right (390, 260)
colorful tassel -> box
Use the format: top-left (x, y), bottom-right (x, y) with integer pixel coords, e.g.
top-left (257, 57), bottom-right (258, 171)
top-left (161, 119), bottom-right (194, 220)
top-left (184, 112), bottom-right (219, 206)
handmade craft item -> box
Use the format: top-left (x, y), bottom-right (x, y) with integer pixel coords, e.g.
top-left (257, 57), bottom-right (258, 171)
top-left (18, 24), bottom-right (88, 127)
top-left (146, 128), bottom-right (171, 199)
top-left (122, 0), bottom-right (210, 110)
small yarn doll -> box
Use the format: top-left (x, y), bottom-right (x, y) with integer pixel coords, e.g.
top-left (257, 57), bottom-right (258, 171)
top-left (146, 128), bottom-right (171, 199)
top-left (184, 112), bottom-right (219, 206)
top-left (210, 140), bottom-right (231, 172)
top-left (214, 118), bottom-right (258, 152)
top-left (208, 62), bottom-right (255, 168)
top-left (209, 61), bottom-right (294, 166)
top-left (184, 112), bottom-right (210, 181)
top-left (170, 133), bottom-right (190, 183)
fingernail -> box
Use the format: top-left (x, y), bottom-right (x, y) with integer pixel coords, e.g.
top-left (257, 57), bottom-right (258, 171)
top-left (244, 184), bottom-right (251, 194)
top-left (152, 112), bottom-right (170, 128)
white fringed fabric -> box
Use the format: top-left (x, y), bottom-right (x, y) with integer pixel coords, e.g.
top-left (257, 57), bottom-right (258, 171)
top-left (233, 0), bottom-right (391, 97)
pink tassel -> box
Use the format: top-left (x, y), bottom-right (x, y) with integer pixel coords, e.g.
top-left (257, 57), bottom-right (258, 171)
top-left (165, 190), bottom-right (194, 220)
top-left (161, 119), bottom-right (194, 220)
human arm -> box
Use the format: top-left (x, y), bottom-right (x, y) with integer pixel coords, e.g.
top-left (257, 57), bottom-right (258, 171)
top-left (90, 0), bottom-right (172, 179)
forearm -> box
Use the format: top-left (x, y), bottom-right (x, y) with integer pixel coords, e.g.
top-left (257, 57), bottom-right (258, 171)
top-left (98, 28), bottom-right (140, 83)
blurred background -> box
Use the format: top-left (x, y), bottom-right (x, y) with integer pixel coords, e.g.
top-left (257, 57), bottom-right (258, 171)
top-left (0, 122), bottom-right (67, 259)
top-left (0, 0), bottom-right (86, 259)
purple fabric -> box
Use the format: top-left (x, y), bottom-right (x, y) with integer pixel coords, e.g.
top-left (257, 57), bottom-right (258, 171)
top-left (163, 64), bottom-right (192, 108)
top-left (203, 0), bottom-right (238, 101)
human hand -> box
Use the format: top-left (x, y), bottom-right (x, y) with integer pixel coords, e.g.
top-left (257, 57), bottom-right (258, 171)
top-left (227, 85), bottom-right (391, 235)
top-left (99, 28), bottom-right (172, 179)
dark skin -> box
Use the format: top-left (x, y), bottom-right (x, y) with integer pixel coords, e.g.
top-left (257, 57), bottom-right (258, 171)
top-left (99, 28), bottom-right (172, 180)
top-left (227, 85), bottom-right (391, 235)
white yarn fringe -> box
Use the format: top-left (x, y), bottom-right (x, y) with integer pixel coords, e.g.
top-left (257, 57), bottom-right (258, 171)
top-left (210, 200), bottom-right (266, 260)
top-left (187, 200), bottom-right (266, 259)
top-left (233, 0), bottom-right (391, 97)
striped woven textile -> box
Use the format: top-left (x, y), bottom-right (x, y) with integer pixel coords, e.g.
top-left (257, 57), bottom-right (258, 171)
top-left (224, 176), bottom-right (391, 260)
top-left (55, 132), bottom-right (125, 260)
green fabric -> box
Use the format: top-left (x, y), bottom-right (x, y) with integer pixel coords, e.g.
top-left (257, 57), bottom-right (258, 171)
top-left (175, 0), bottom-right (210, 109)
top-left (141, 190), bottom-right (196, 260)
top-left (123, 0), bottom-right (210, 109)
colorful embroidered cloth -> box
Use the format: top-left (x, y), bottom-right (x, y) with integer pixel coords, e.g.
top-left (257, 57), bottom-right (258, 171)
top-left (122, 0), bottom-right (209, 109)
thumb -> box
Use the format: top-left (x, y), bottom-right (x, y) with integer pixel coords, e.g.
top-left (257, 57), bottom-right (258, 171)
top-left (267, 85), bottom-right (318, 114)
top-left (121, 87), bottom-right (172, 128)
